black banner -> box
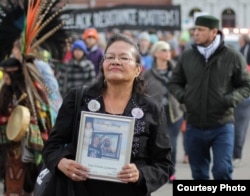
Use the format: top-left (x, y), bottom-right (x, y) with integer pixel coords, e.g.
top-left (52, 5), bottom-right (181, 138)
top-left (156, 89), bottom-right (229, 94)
top-left (61, 4), bottom-right (181, 32)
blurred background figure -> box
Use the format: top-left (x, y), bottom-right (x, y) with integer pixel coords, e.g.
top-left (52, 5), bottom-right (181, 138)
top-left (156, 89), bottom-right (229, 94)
top-left (178, 29), bottom-right (191, 55)
top-left (11, 39), bottom-right (63, 118)
top-left (62, 32), bottom-right (82, 64)
top-left (137, 31), bottom-right (153, 71)
top-left (184, 28), bottom-right (195, 51)
top-left (164, 31), bottom-right (180, 61)
top-left (82, 28), bottom-right (104, 76)
top-left (0, 56), bottom-right (54, 195)
top-left (58, 39), bottom-right (96, 96)
top-left (233, 97), bottom-right (250, 167)
top-left (239, 34), bottom-right (250, 68)
top-left (0, 0), bottom-right (68, 195)
top-left (233, 34), bottom-right (250, 167)
top-left (121, 29), bottom-right (136, 40)
top-left (62, 37), bottom-right (74, 64)
top-left (142, 40), bottom-right (184, 183)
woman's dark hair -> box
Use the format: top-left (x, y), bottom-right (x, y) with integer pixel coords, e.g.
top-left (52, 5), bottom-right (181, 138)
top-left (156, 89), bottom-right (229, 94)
top-left (91, 33), bottom-right (146, 94)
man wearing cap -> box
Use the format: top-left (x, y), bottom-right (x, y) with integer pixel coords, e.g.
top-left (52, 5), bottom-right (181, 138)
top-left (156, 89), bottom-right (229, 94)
top-left (168, 15), bottom-right (250, 180)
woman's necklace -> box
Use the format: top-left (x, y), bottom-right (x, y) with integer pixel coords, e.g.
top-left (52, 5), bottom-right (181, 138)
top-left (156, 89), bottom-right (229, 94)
top-left (104, 94), bottom-right (129, 115)
top-left (107, 99), bottom-right (116, 114)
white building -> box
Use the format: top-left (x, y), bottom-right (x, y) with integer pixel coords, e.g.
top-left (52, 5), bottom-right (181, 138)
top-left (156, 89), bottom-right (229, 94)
top-left (173, 0), bottom-right (250, 30)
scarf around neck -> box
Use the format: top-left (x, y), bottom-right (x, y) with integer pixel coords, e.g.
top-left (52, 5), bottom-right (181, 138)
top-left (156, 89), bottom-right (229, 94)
top-left (197, 34), bottom-right (221, 62)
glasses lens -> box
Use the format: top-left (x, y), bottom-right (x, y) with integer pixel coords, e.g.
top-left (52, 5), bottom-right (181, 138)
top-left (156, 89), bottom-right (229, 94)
top-left (104, 55), bottom-right (133, 64)
top-left (119, 56), bottom-right (130, 64)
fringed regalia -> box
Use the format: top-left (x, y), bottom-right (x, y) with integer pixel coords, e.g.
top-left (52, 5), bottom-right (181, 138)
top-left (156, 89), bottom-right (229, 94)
top-left (0, 1), bottom-right (68, 195)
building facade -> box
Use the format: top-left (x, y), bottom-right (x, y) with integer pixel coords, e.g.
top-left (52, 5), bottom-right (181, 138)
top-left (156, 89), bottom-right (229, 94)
top-left (173, 0), bottom-right (250, 29)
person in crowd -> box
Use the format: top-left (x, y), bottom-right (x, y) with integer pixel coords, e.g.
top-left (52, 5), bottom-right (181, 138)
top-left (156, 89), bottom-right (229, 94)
top-left (142, 40), bottom-right (184, 183)
top-left (42, 33), bottom-right (173, 196)
top-left (34, 58), bottom-right (63, 114)
top-left (62, 33), bottom-right (82, 64)
top-left (233, 97), bottom-right (250, 167)
top-left (178, 30), bottom-right (191, 55)
top-left (0, 57), bottom-right (54, 195)
top-left (168, 15), bottom-right (250, 180)
top-left (0, 1), bottom-right (66, 195)
top-left (239, 34), bottom-right (250, 65)
top-left (121, 29), bottom-right (136, 41)
top-left (233, 34), bottom-right (250, 167)
top-left (137, 31), bottom-right (154, 71)
top-left (184, 28), bottom-right (195, 51)
top-left (178, 28), bottom-right (194, 163)
top-left (11, 39), bottom-right (63, 119)
top-left (164, 31), bottom-right (180, 61)
top-left (82, 28), bottom-right (104, 76)
top-left (58, 39), bottom-right (96, 96)
top-left (62, 37), bottom-right (74, 64)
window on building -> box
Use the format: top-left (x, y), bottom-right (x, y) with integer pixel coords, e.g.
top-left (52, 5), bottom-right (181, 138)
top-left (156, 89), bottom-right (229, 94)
top-left (222, 8), bottom-right (235, 28)
top-left (189, 8), bottom-right (202, 18)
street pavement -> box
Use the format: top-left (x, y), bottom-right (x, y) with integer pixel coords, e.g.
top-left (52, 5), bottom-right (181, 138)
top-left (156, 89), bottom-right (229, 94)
top-left (1, 128), bottom-right (249, 196)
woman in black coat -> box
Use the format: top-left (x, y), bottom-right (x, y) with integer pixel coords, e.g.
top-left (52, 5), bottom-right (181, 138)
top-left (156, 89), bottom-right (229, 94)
top-left (42, 33), bottom-right (173, 196)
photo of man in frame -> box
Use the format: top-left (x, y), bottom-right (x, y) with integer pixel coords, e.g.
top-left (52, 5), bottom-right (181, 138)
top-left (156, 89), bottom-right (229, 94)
top-left (87, 134), bottom-right (102, 158)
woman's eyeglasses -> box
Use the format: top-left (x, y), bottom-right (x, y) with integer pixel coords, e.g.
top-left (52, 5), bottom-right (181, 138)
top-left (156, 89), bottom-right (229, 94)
top-left (104, 55), bottom-right (134, 64)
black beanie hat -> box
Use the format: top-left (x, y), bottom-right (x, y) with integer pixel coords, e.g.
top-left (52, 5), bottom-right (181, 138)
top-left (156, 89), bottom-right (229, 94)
top-left (195, 15), bottom-right (219, 29)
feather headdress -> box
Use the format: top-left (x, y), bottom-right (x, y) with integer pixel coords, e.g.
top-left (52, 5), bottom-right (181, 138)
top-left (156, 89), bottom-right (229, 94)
top-left (0, 0), bottom-right (68, 137)
top-left (22, 0), bottom-right (67, 55)
top-left (0, 0), bottom-right (68, 61)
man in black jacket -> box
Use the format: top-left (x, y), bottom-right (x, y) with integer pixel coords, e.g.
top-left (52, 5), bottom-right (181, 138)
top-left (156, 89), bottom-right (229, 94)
top-left (168, 15), bottom-right (250, 180)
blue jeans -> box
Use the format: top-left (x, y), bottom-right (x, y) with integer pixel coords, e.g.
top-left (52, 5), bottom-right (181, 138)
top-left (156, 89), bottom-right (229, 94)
top-left (186, 123), bottom-right (234, 180)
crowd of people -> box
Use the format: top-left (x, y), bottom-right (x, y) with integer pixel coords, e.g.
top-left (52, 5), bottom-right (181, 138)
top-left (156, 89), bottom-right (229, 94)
top-left (1, 8), bottom-right (250, 195)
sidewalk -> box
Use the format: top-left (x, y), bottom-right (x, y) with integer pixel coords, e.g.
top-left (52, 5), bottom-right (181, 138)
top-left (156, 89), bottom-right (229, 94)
top-left (152, 127), bottom-right (250, 196)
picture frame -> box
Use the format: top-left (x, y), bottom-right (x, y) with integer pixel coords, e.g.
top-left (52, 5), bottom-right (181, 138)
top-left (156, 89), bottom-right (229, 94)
top-left (76, 111), bottom-right (135, 183)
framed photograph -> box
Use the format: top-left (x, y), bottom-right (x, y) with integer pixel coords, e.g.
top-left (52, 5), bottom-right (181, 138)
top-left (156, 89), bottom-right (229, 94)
top-left (76, 111), bottom-right (135, 182)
